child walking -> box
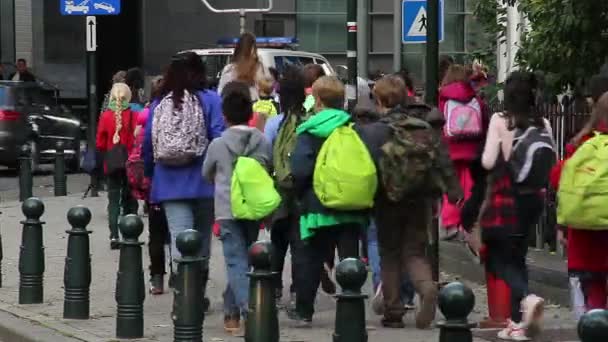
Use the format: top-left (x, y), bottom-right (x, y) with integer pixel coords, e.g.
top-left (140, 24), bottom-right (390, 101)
top-left (202, 81), bottom-right (272, 336)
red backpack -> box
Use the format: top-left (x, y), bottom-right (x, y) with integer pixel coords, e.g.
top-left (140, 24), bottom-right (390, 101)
top-left (126, 131), bottom-right (150, 200)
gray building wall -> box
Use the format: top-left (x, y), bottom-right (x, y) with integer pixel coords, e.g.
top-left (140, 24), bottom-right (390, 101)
top-left (2, 0), bottom-right (478, 99)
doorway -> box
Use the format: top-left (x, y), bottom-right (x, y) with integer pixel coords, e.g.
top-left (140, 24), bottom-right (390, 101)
top-left (95, 0), bottom-right (142, 105)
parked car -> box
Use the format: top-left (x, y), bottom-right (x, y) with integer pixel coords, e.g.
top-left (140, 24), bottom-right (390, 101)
top-left (0, 81), bottom-right (81, 171)
top-left (178, 37), bottom-right (336, 88)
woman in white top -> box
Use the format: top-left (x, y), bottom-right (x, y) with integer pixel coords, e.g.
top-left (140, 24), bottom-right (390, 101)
top-left (479, 71), bottom-right (547, 341)
top-left (217, 32), bottom-right (268, 101)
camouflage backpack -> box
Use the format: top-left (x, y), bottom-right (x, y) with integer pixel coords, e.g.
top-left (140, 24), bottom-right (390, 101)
top-left (379, 109), bottom-right (443, 202)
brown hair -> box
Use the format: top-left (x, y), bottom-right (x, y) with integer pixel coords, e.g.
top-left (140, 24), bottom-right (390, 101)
top-left (442, 64), bottom-right (468, 86)
top-left (303, 64), bottom-right (324, 88)
top-left (233, 32), bottom-right (259, 85)
top-left (373, 75), bottom-right (407, 109)
top-left (257, 76), bottom-right (274, 96)
top-left (312, 76), bottom-right (345, 109)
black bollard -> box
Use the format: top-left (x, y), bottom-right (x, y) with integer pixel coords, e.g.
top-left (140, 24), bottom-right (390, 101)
top-left (578, 309), bottom-right (608, 342)
top-left (437, 282), bottom-right (476, 342)
top-left (18, 198), bottom-right (45, 304)
top-left (245, 241), bottom-right (279, 342)
top-left (115, 214), bottom-right (145, 339)
top-left (172, 229), bottom-right (204, 342)
top-left (63, 206), bottom-right (92, 319)
top-left (18, 144), bottom-right (33, 202)
top-left (54, 141), bottom-right (67, 197)
top-left (333, 258), bottom-right (368, 342)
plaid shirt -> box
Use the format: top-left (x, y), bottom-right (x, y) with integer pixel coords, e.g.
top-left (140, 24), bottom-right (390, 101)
top-left (479, 160), bottom-right (518, 232)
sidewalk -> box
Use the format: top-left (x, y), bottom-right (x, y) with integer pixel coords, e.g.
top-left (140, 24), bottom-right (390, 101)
top-left (0, 194), bottom-right (578, 341)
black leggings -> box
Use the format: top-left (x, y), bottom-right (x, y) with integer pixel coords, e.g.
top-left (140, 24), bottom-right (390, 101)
top-left (484, 193), bottom-right (544, 323)
top-left (148, 204), bottom-right (169, 276)
top-left (270, 214), bottom-right (300, 293)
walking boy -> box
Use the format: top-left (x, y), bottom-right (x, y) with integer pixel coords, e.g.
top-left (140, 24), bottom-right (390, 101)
top-left (202, 81), bottom-right (272, 336)
top-left (288, 76), bottom-right (369, 326)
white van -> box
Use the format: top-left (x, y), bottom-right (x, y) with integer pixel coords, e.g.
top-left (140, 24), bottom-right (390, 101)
top-left (178, 47), bottom-right (335, 88)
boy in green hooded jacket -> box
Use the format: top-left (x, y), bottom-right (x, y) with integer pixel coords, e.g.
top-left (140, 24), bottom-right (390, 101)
top-left (288, 76), bottom-right (367, 325)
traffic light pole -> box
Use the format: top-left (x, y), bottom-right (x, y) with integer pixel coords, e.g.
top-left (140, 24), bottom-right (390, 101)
top-left (346, 0), bottom-right (358, 112)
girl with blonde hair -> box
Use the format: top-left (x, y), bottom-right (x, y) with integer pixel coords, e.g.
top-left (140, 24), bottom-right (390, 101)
top-left (96, 82), bottom-right (139, 249)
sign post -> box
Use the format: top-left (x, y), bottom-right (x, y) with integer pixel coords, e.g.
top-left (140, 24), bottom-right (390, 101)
top-left (401, 0), bottom-right (444, 45)
top-left (86, 16), bottom-right (98, 196)
top-left (61, 1), bottom-right (121, 197)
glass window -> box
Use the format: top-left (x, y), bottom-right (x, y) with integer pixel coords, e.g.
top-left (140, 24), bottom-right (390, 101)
top-left (200, 55), bottom-right (232, 79)
top-left (43, 0), bottom-right (85, 63)
top-left (273, 55), bottom-right (315, 74)
top-left (296, 0), bottom-right (347, 53)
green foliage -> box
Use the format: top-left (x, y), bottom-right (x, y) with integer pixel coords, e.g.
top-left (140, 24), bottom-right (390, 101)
top-left (473, 0), bottom-right (508, 71)
top-left (516, 0), bottom-right (608, 91)
top-left (475, 0), bottom-right (608, 92)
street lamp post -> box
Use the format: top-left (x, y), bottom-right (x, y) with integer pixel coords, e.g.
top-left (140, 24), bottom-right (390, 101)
top-left (199, 0), bottom-right (273, 34)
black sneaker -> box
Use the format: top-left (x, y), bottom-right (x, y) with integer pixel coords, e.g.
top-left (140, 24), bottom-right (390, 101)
top-left (110, 238), bottom-right (120, 250)
top-left (202, 297), bottom-right (210, 312)
top-left (382, 317), bottom-right (405, 328)
top-left (149, 274), bottom-right (164, 295)
top-left (320, 266), bottom-right (336, 295)
top-left (287, 308), bottom-right (312, 328)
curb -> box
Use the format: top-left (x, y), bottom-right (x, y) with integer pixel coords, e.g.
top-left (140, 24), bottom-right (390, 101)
top-left (0, 306), bottom-right (86, 342)
top-left (440, 241), bottom-right (570, 307)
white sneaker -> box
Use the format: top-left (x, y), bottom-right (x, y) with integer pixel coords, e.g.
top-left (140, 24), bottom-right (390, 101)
top-left (371, 283), bottom-right (384, 315)
top-left (497, 320), bottom-right (531, 341)
top-left (521, 294), bottom-right (544, 334)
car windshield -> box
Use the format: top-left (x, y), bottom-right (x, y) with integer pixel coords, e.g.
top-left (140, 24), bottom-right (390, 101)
top-left (0, 86), bottom-right (55, 109)
top-left (201, 55), bottom-right (231, 80)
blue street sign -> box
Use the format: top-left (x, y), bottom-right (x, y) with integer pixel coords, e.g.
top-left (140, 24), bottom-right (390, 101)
top-left (60, 0), bottom-right (121, 16)
top-left (402, 0), bottom-right (444, 44)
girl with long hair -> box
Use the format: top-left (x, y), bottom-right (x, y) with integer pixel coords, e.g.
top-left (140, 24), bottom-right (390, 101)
top-left (217, 32), bottom-right (268, 100)
top-left (480, 71), bottom-right (546, 340)
top-left (96, 83), bottom-right (139, 249)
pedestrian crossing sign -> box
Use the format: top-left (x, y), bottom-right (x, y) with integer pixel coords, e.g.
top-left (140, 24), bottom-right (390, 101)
top-left (402, 0), bottom-right (444, 44)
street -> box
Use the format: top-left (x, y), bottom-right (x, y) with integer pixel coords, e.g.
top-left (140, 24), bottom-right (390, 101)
top-left (0, 180), bottom-right (579, 341)
top-left (0, 166), bottom-right (90, 202)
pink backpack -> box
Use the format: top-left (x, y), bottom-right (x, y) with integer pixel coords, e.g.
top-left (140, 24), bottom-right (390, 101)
top-left (126, 131), bottom-right (150, 201)
top-left (443, 98), bottom-right (483, 139)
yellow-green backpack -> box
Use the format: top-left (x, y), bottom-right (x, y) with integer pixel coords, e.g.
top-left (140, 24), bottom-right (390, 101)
top-left (313, 124), bottom-right (377, 210)
top-left (557, 133), bottom-right (608, 230)
top-left (231, 156), bottom-right (281, 220)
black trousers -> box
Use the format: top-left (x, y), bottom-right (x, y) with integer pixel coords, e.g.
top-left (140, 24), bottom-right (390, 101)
top-left (270, 214), bottom-right (300, 293)
top-left (148, 204), bottom-right (169, 276)
top-left (294, 223), bottom-right (360, 318)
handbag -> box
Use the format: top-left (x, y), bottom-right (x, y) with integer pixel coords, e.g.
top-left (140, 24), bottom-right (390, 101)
top-left (105, 111), bottom-right (132, 175)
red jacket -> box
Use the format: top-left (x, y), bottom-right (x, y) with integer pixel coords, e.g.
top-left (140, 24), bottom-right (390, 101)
top-left (439, 81), bottom-right (487, 162)
top-left (96, 109), bottom-right (137, 154)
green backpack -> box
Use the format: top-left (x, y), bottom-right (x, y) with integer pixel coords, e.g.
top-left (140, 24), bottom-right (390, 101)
top-left (557, 133), bottom-right (608, 230)
top-left (313, 124), bottom-right (377, 210)
top-left (379, 113), bottom-right (443, 202)
top-left (273, 113), bottom-right (304, 189)
top-left (231, 156), bottom-right (282, 220)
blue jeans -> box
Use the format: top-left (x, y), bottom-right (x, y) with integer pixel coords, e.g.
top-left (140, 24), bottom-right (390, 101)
top-left (162, 199), bottom-right (214, 269)
top-left (219, 219), bottom-right (260, 318)
top-left (367, 220), bottom-right (415, 304)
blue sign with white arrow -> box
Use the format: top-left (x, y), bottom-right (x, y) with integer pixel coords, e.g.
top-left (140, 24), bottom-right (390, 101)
top-left (61, 0), bottom-right (121, 16)
top-left (402, 0), bottom-right (444, 44)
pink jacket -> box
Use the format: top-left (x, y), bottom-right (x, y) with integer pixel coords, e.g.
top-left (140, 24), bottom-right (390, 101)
top-left (439, 82), bottom-right (486, 162)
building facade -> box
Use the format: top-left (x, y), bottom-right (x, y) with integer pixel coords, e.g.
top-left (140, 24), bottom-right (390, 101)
top-left (0, 0), bottom-right (482, 99)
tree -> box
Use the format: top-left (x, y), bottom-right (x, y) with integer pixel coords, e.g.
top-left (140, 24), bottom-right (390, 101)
top-left (475, 0), bottom-right (608, 92)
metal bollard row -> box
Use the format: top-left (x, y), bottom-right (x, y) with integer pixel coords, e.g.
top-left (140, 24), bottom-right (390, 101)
top-left (18, 198), bottom-right (45, 304)
top-left (18, 144), bottom-right (33, 202)
top-left (63, 206), bottom-right (92, 319)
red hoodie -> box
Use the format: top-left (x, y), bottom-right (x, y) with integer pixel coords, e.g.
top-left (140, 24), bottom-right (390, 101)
top-left (439, 81), bottom-right (486, 162)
